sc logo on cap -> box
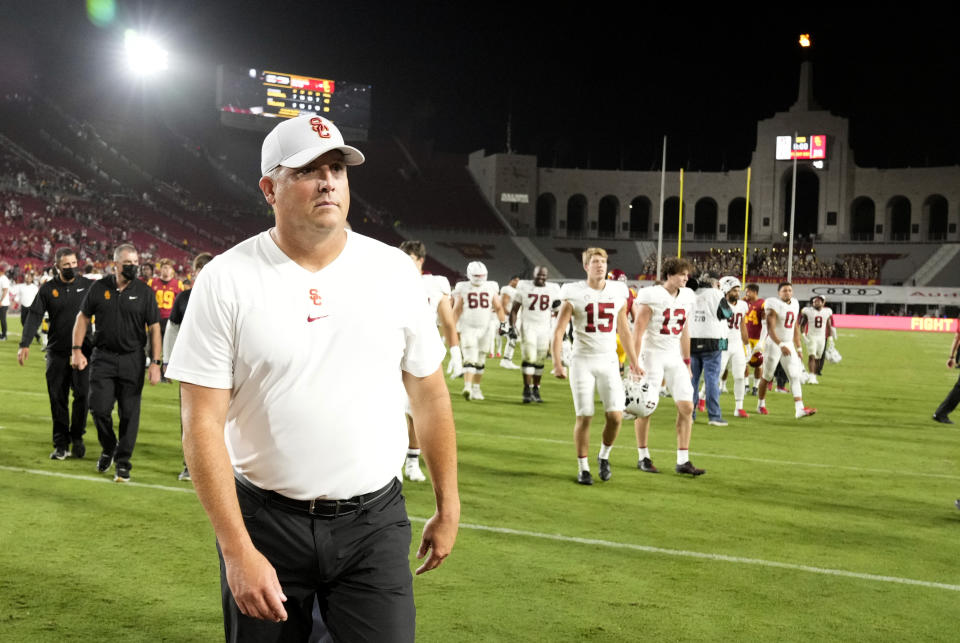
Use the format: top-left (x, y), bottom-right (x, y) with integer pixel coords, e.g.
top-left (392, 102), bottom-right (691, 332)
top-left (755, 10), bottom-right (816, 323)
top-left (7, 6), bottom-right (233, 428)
top-left (310, 117), bottom-right (331, 139)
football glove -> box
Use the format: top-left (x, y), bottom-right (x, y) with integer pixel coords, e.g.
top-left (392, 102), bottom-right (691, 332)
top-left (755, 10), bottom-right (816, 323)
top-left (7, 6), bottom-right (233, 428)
top-left (447, 346), bottom-right (464, 378)
top-left (498, 321), bottom-right (509, 336)
top-left (507, 325), bottom-right (518, 340)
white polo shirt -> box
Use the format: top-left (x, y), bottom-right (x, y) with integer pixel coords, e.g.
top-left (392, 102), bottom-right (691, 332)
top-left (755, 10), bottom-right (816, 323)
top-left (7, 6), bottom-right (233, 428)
top-left (166, 230), bottom-right (445, 500)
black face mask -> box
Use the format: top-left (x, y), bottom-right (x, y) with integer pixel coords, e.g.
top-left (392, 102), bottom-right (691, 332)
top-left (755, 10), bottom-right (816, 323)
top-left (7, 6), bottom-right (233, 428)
top-left (60, 267), bottom-right (76, 281)
top-left (121, 264), bottom-right (139, 281)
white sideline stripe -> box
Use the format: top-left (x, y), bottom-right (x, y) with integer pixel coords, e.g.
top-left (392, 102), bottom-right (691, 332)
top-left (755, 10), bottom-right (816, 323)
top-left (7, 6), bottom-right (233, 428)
top-left (2, 464), bottom-right (957, 594)
top-left (456, 431), bottom-right (960, 481)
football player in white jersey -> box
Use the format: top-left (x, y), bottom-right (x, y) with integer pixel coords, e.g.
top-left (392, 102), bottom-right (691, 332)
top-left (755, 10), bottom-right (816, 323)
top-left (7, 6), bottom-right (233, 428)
top-left (552, 248), bottom-right (640, 485)
top-left (757, 282), bottom-right (816, 418)
top-left (498, 276), bottom-right (521, 369)
top-left (510, 266), bottom-right (561, 403)
top-left (800, 295), bottom-right (833, 383)
top-left (631, 257), bottom-right (705, 476)
top-left (718, 276), bottom-right (750, 418)
top-left (453, 261), bottom-right (507, 400)
top-left (400, 241), bottom-right (463, 481)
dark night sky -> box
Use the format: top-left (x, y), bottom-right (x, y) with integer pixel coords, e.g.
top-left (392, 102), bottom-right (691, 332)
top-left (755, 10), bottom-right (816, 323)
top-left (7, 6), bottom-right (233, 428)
top-left (2, 1), bottom-right (958, 171)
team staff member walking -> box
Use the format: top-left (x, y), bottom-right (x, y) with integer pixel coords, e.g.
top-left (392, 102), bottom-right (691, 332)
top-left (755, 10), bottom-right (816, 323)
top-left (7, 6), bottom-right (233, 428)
top-left (166, 114), bottom-right (459, 642)
top-left (71, 243), bottom-right (162, 482)
top-left (17, 248), bottom-right (94, 460)
top-left (932, 319), bottom-right (960, 425)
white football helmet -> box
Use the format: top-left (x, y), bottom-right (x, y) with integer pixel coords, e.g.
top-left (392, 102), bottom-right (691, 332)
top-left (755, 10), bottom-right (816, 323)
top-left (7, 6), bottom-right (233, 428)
top-left (467, 261), bottom-right (488, 286)
top-left (824, 337), bottom-right (842, 363)
top-left (719, 276), bottom-right (741, 294)
top-left (624, 378), bottom-right (659, 418)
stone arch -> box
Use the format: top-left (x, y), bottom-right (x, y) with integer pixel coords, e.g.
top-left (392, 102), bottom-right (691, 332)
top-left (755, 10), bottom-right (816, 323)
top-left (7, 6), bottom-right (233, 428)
top-left (887, 196), bottom-right (911, 241)
top-left (850, 196), bottom-right (875, 241)
top-left (535, 193), bottom-right (556, 236)
top-left (662, 197), bottom-right (680, 238)
top-left (566, 194), bottom-right (587, 236)
top-left (629, 196), bottom-right (651, 238)
top-left (694, 198), bottom-right (718, 240)
top-left (727, 198), bottom-right (752, 241)
top-left (598, 195), bottom-right (619, 238)
top-left (782, 169), bottom-right (819, 239)
top-left (925, 194), bottom-right (948, 241)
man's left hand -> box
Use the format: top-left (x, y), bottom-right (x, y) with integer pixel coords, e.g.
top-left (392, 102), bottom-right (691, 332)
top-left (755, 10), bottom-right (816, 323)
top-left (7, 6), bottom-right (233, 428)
top-left (415, 511), bottom-right (459, 575)
top-left (148, 363), bottom-right (162, 386)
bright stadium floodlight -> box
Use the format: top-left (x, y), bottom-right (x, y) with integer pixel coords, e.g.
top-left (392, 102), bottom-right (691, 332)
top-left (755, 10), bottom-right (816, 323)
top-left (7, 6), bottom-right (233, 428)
top-left (799, 33), bottom-right (811, 48)
top-left (124, 29), bottom-right (168, 76)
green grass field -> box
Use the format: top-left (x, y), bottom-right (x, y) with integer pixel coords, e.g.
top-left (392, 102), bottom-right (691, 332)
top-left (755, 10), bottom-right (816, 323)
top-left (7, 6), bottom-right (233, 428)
top-left (1, 322), bottom-right (958, 641)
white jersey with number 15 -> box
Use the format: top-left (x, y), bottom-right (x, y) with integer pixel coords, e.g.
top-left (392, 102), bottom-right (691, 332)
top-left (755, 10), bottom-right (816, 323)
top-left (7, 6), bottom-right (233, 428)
top-left (559, 280), bottom-right (628, 358)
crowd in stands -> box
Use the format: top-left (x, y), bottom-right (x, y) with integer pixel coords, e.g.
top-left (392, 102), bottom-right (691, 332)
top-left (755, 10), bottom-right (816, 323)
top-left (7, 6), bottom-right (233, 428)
top-left (639, 246), bottom-right (884, 282)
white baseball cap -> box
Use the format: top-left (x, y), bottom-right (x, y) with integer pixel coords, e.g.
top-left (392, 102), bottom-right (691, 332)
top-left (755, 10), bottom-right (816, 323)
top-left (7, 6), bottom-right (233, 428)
top-left (260, 115), bottom-right (365, 176)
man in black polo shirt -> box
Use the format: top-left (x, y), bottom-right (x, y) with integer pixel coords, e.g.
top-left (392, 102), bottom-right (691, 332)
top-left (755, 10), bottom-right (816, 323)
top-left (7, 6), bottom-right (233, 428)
top-left (72, 243), bottom-right (162, 482)
top-left (17, 247), bottom-right (94, 460)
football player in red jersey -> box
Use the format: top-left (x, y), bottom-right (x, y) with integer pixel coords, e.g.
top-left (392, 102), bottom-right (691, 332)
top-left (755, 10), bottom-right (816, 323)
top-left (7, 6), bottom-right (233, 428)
top-left (742, 283), bottom-right (764, 394)
top-left (149, 258), bottom-right (184, 337)
top-left (608, 269), bottom-right (637, 372)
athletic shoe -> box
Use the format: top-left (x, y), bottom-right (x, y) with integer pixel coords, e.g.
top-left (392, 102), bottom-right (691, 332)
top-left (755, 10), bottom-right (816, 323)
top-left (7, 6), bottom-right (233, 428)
top-left (750, 386), bottom-right (758, 396)
top-left (50, 447), bottom-right (69, 460)
top-left (404, 457), bottom-right (426, 482)
top-left (807, 375), bottom-right (819, 384)
top-left (96, 452), bottom-right (114, 473)
top-left (757, 406), bottom-right (769, 415)
top-left (522, 388), bottom-right (533, 404)
top-left (637, 457), bottom-right (659, 473)
top-left (932, 414), bottom-right (954, 425)
top-left (462, 388), bottom-right (472, 401)
top-left (114, 467), bottom-right (130, 483)
top-left (795, 407), bottom-right (817, 419)
top-left (178, 466), bottom-right (191, 482)
top-left (471, 387), bottom-right (485, 401)
top-left (734, 409), bottom-right (750, 418)
top-left (577, 470), bottom-right (593, 485)
top-left (955, 499), bottom-right (960, 511)
top-left (675, 461), bottom-right (706, 476)
top-left (775, 386), bottom-right (790, 394)
top-left (598, 458), bottom-right (612, 481)
top-left (500, 359), bottom-right (520, 370)
top-left (697, 398), bottom-right (706, 413)
top-left (532, 387), bottom-right (543, 403)
top-left (708, 419), bottom-right (728, 427)
top-left (71, 439), bottom-right (86, 459)
top-left (720, 383), bottom-right (729, 393)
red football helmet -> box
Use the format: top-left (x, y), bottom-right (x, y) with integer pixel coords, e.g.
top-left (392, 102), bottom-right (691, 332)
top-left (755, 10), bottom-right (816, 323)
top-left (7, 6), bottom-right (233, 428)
top-left (748, 351), bottom-right (764, 368)
top-left (607, 269), bottom-right (627, 282)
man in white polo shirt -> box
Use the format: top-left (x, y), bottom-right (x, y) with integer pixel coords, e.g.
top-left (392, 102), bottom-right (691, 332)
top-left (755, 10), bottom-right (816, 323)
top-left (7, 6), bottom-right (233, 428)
top-left (166, 115), bottom-right (459, 642)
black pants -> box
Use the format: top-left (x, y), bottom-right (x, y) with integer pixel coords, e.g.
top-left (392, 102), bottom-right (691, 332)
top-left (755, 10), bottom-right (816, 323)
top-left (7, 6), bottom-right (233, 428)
top-left (46, 352), bottom-right (90, 448)
top-left (221, 477), bottom-right (415, 643)
top-left (88, 349), bottom-right (145, 470)
top-left (0, 305), bottom-right (7, 338)
top-left (935, 371), bottom-right (960, 419)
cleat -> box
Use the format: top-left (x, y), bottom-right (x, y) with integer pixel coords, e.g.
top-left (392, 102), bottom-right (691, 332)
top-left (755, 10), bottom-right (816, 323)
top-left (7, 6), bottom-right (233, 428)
top-left (522, 388), bottom-right (533, 404)
top-left (577, 470), bottom-right (593, 485)
top-left (114, 467), bottom-right (130, 483)
top-left (750, 386), bottom-right (758, 396)
top-left (697, 398), bottom-right (706, 413)
top-left (50, 447), bottom-right (69, 461)
top-left (720, 383), bottom-right (729, 393)
top-left (675, 461), bottom-right (706, 476)
top-left (807, 375), bottom-right (819, 384)
top-left (96, 452), bottom-right (114, 473)
top-left (955, 499), bottom-right (960, 511)
top-left (500, 359), bottom-right (520, 370)
top-left (532, 387), bottom-right (543, 403)
top-left (404, 457), bottom-right (426, 482)
top-left (708, 419), bottom-right (728, 427)
top-left (637, 457), bottom-right (659, 473)
top-left (734, 409), bottom-right (750, 418)
top-left (795, 407), bottom-right (817, 419)
top-left (598, 457), bottom-right (612, 481)
top-left (71, 439), bottom-right (86, 459)
top-left (933, 414), bottom-right (954, 425)
top-left (757, 406), bottom-right (769, 415)
top-left (178, 466), bottom-right (191, 481)
top-left (775, 386), bottom-right (790, 394)
top-left (471, 387), bottom-right (485, 401)
top-left (462, 388), bottom-right (472, 401)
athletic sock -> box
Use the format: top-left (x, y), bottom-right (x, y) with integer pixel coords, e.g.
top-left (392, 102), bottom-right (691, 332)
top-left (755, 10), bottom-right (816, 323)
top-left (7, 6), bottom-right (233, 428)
top-left (677, 449), bottom-right (690, 465)
top-left (758, 399), bottom-right (766, 408)
top-left (578, 457), bottom-right (590, 473)
top-left (638, 447), bottom-right (650, 460)
top-left (598, 443), bottom-right (612, 460)
top-left (406, 449), bottom-right (420, 459)
top-left (795, 400), bottom-right (804, 413)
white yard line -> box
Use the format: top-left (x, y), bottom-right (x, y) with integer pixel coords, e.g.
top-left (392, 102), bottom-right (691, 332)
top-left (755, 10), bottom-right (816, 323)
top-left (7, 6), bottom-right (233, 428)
top-left (2, 464), bottom-right (958, 593)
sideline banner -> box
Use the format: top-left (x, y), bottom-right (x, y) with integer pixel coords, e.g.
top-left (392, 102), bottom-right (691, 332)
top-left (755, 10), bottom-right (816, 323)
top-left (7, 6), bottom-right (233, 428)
top-left (834, 315), bottom-right (958, 333)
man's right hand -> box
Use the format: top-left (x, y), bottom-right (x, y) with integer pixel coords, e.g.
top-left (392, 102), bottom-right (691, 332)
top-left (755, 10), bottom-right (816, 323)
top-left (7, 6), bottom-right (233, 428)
top-left (224, 547), bottom-right (288, 622)
top-left (17, 347), bottom-right (28, 365)
top-left (552, 363), bottom-right (566, 379)
top-left (71, 349), bottom-right (88, 371)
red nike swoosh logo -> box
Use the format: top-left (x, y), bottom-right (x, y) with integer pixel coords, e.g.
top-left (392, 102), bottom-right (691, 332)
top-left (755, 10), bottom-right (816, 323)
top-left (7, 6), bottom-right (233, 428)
top-left (307, 315), bottom-right (329, 322)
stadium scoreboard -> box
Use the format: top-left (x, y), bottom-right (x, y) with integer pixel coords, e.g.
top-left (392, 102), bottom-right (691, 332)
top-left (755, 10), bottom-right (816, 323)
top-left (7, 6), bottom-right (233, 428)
top-left (776, 134), bottom-right (826, 160)
top-left (217, 66), bottom-right (371, 140)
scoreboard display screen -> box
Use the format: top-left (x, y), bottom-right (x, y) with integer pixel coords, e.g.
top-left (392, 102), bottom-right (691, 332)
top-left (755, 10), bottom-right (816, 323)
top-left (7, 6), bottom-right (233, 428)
top-left (776, 134), bottom-right (826, 160)
top-left (217, 66), bottom-right (371, 140)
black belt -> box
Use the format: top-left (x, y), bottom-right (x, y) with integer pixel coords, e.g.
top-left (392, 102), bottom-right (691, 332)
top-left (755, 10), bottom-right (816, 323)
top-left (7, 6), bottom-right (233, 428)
top-left (234, 474), bottom-right (398, 519)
